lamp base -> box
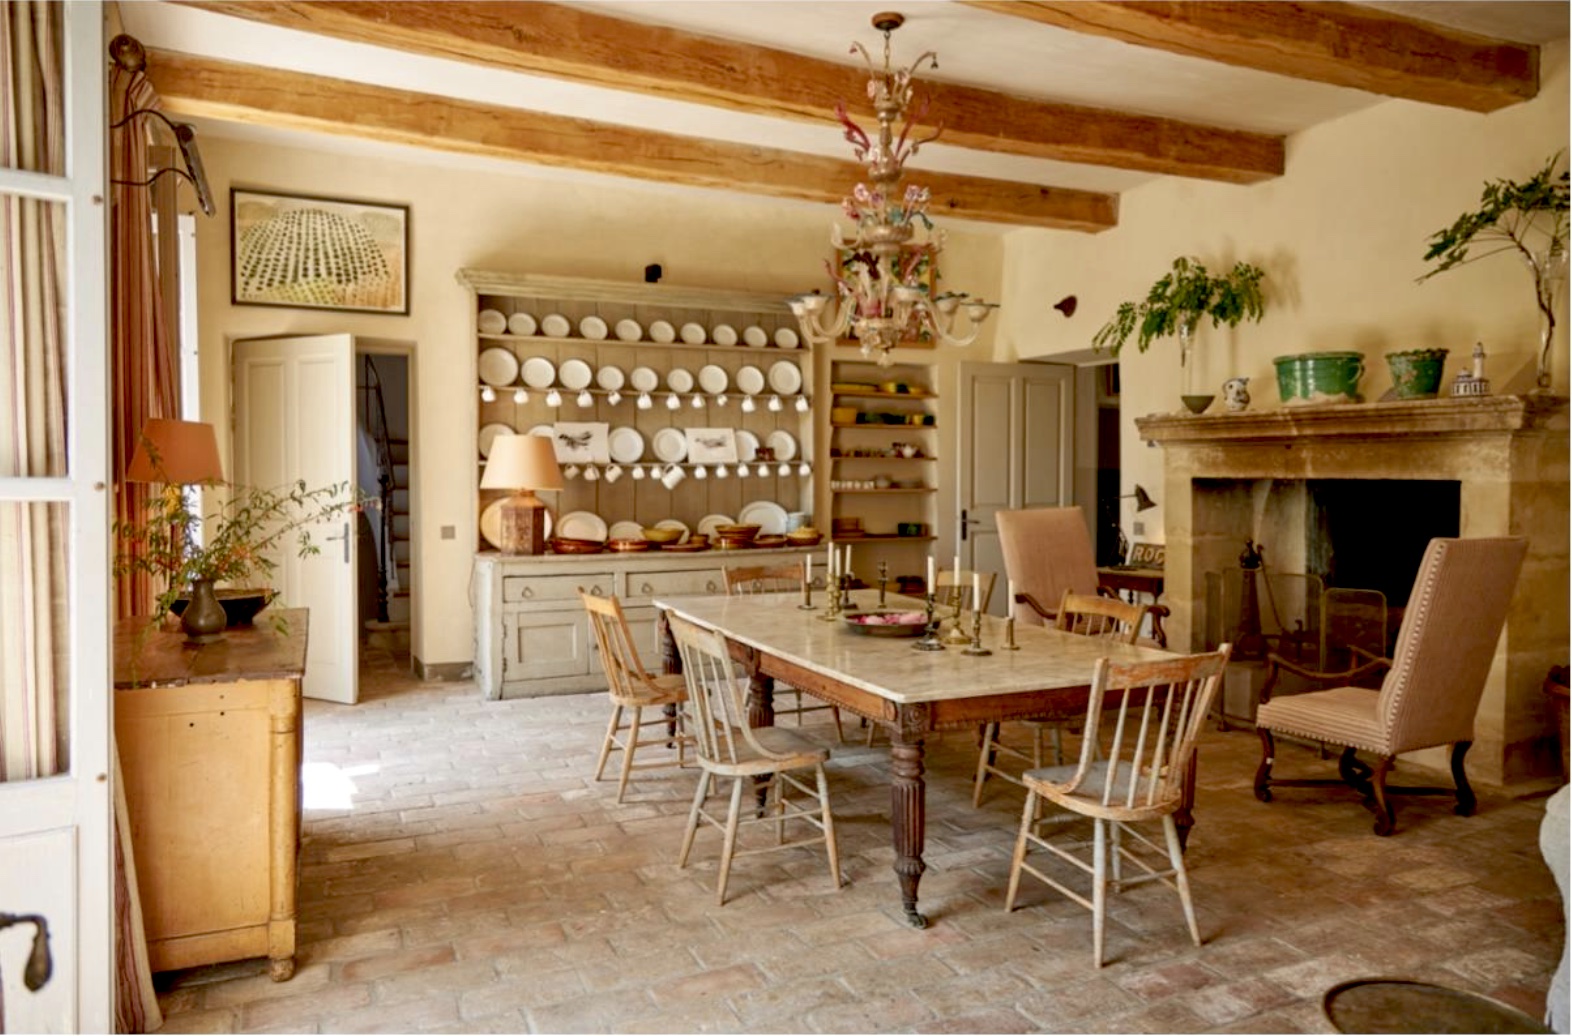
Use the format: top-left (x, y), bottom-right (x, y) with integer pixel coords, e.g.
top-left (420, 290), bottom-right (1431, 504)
top-left (498, 492), bottom-right (547, 555)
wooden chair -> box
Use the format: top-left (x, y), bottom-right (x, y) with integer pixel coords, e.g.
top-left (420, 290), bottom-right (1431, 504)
top-left (935, 568), bottom-right (997, 614)
top-left (1254, 537), bottom-right (1527, 835)
top-left (723, 563), bottom-right (844, 741)
top-left (579, 590), bottom-right (691, 803)
top-left (1005, 646), bottom-right (1231, 967)
top-left (669, 614), bottom-right (842, 905)
top-left (973, 591), bottom-right (1148, 806)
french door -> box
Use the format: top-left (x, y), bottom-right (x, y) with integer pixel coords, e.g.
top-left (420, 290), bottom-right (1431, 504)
top-left (0, 2), bottom-right (114, 1030)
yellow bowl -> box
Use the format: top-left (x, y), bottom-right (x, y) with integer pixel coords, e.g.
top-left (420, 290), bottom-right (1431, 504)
top-left (641, 526), bottom-right (683, 544)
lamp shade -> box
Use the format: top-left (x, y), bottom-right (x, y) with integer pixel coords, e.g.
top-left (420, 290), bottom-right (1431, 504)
top-left (479, 434), bottom-right (563, 492)
top-left (126, 419), bottom-right (224, 484)
top-left (1132, 484), bottom-right (1156, 512)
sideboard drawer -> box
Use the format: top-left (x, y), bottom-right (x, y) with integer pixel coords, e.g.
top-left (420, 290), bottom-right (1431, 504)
top-left (502, 572), bottom-right (612, 604)
top-left (628, 568), bottom-right (724, 601)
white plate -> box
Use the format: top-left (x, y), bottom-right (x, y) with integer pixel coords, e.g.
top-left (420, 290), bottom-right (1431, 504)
top-left (697, 364), bottom-right (728, 394)
top-left (579, 315), bottom-right (609, 341)
top-left (478, 347), bottom-right (519, 387)
top-left (541, 313), bottom-right (572, 338)
top-left (608, 520), bottom-right (643, 541)
top-left (738, 500), bottom-right (790, 536)
top-left (557, 511), bottom-right (608, 543)
top-left (607, 426), bottom-right (645, 464)
top-left (614, 318), bottom-right (642, 342)
top-left (478, 423), bottom-right (513, 458)
top-left (508, 312), bottom-right (537, 336)
top-left (481, 498), bottom-right (551, 549)
top-left (649, 320), bottom-right (676, 344)
top-left (736, 365), bottom-right (766, 395)
top-left (774, 327), bottom-right (800, 349)
top-left (667, 368), bottom-right (695, 393)
top-left (596, 365), bottom-right (625, 391)
top-left (680, 322), bottom-right (707, 345)
top-left (712, 324), bottom-right (738, 347)
top-left (652, 427), bottom-right (688, 463)
top-left (629, 366), bottom-right (660, 393)
top-left (768, 361), bottom-right (802, 395)
top-left (522, 356), bottom-right (556, 389)
top-left (697, 514), bottom-right (735, 539)
top-left (653, 518), bottom-right (690, 543)
top-left (735, 429), bottom-right (760, 463)
top-left (478, 309), bottom-right (506, 334)
top-left (526, 423), bottom-right (555, 438)
top-left (765, 430), bottom-right (798, 461)
top-left (559, 358), bottom-right (593, 390)
top-left (742, 326), bottom-right (769, 348)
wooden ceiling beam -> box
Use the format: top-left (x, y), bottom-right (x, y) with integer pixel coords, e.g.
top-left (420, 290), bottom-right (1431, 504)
top-left (174, 0), bottom-right (1283, 184)
top-left (146, 50), bottom-right (1119, 232)
top-left (964, 1), bottom-right (1538, 113)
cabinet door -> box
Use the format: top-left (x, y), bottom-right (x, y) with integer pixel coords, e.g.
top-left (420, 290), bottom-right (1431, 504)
top-left (502, 609), bottom-right (593, 680)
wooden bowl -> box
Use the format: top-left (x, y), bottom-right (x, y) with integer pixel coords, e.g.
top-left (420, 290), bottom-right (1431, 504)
top-left (608, 539), bottom-right (653, 552)
top-left (550, 537), bottom-right (605, 554)
top-left (641, 526), bottom-right (683, 545)
top-left (715, 524), bottom-right (761, 540)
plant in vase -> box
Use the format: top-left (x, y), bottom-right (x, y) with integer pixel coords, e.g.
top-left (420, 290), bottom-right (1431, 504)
top-left (116, 477), bottom-right (360, 643)
top-left (1418, 152), bottom-right (1569, 391)
top-left (1092, 256), bottom-right (1266, 413)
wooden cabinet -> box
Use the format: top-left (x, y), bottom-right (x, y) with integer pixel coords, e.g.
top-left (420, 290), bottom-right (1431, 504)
top-left (474, 548), bottom-right (818, 699)
top-left (113, 611), bottom-right (307, 981)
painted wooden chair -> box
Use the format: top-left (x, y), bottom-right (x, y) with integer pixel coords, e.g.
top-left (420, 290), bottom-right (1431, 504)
top-left (1254, 537), bottom-right (1527, 835)
top-left (669, 614), bottom-right (842, 905)
top-left (723, 563), bottom-right (844, 741)
top-left (1005, 646), bottom-right (1231, 967)
top-left (579, 589), bottom-right (691, 803)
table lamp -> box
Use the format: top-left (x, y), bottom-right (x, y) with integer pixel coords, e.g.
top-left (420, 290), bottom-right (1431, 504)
top-left (479, 434), bottom-right (563, 554)
top-left (127, 418), bottom-right (224, 485)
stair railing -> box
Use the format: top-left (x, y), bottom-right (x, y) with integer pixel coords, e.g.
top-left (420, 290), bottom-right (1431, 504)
top-left (359, 356), bottom-right (397, 623)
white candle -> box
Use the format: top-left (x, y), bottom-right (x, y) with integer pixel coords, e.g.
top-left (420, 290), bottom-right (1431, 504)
top-left (843, 545), bottom-right (853, 576)
top-left (953, 553), bottom-right (961, 578)
top-left (1007, 578), bottom-right (1016, 611)
top-left (827, 542), bottom-right (835, 581)
top-left (926, 555), bottom-right (936, 589)
top-left (973, 572), bottom-right (982, 612)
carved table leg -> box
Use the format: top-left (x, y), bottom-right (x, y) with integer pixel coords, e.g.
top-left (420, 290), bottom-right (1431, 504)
top-left (891, 703), bottom-right (931, 928)
top-left (744, 650), bottom-right (773, 814)
top-left (659, 609), bottom-right (680, 739)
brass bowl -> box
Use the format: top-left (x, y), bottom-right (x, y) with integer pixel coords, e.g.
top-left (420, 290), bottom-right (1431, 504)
top-left (714, 524), bottom-right (760, 540)
top-left (608, 538), bottom-right (653, 552)
top-left (550, 537), bottom-right (605, 554)
top-left (641, 526), bottom-right (683, 544)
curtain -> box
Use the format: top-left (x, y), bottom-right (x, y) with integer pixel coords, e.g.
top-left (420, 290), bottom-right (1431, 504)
top-left (110, 59), bottom-right (177, 619)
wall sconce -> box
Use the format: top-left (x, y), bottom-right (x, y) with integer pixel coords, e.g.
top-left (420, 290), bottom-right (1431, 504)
top-left (1120, 485), bottom-right (1157, 511)
top-left (108, 34), bottom-right (215, 217)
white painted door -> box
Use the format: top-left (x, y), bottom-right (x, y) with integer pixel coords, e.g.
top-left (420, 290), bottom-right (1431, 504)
top-left (0, 4), bottom-right (113, 1030)
top-left (957, 362), bottom-right (1075, 615)
top-left (233, 334), bottom-right (360, 703)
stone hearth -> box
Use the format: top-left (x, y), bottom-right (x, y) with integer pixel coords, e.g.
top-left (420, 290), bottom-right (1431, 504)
top-left (1137, 395), bottom-right (1568, 787)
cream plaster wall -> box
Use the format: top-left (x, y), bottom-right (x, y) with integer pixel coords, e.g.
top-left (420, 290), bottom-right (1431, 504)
top-left (1001, 41), bottom-right (1570, 544)
top-left (190, 139), bottom-right (1000, 669)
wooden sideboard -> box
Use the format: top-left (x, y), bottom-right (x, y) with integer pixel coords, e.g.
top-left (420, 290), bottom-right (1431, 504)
top-left (114, 610), bottom-right (307, 981)
top-left (474, 547), bottom-right (824, 699)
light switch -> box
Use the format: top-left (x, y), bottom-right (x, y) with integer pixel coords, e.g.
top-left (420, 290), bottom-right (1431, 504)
top-left (441, 525), bottom-right (455, 540)
top-left (1133, 521), bottom-right (1145, 536)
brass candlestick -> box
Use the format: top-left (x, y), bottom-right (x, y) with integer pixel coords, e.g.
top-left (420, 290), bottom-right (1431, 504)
top-left (962, 608), bottom-right (992, 656)
top-left (799, 574), bottom-right (816, 611)
top-left (877, 561), bottom-right (888, 608)
top-left (913, 590), bottom-right (946, 651)
top-left (818, 572), bottom-right (841, 621)
top-left (1004, 615), bottom-right (1019, 650)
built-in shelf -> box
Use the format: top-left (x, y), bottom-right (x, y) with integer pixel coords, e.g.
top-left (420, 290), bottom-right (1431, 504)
top-left (830, 386), bottom-right (936, 400)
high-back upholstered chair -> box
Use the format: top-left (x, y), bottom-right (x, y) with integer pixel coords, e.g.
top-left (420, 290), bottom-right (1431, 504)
top-left (997, 507), bottom-right (1101, 626)
top-left (669, 614), bottom-right (842, 905)
top-left (723, 563), bottom-right (843, 741)
top-left (1253, 537), bottom-right (1527, 835)
top-left (1005, 647), bottom-right (1231, 967)
top-left (579, 590), bottom-right (691, 803)
top-left (974, 591), bottom-right (1148, 805)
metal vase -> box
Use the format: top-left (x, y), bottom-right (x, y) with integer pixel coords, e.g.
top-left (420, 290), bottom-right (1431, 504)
top-left (181, 577), bottom-right (227, 644)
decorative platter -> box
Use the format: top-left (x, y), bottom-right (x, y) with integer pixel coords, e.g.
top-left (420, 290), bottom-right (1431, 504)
top-left (768, 360), bottom-right (802, 396)
top-left (557, 511), bottom-right (608, 543)
top-left (478, 347), bottom-right (519, 387)
top-left (712, 324), bottom-right (738, 347)
top-left (738, 500), bottom-right (789, 535)
top-left (478, 309), bottom-right (507, 334)
top-left (540, 313), bottom-right (571, 338)
top-left (696, 514), bottom-right (735, 539)
top-left (507, 312), bottom-right (536, 336)
top-left (742, 326), bottom-right (769, 348)
top-left (843, 610), bottom-right (929, 637)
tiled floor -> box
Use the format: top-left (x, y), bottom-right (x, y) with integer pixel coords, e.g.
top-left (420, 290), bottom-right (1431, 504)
top-left (152, 649), bottom-right (1566, 1034)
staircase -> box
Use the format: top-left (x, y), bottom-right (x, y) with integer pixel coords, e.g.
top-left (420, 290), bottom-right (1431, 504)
top-left (386, 436), bottom-right (412, 626)
top-left (360, 356), bottom-right (411, 656)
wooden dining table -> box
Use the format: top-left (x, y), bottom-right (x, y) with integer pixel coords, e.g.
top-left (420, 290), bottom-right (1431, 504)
top-left (655, 589), bottom-right (1182, 928)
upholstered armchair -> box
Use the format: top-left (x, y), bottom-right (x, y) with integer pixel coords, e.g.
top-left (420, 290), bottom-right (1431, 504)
top-left (1253, 537), bottom-right (1527, 835)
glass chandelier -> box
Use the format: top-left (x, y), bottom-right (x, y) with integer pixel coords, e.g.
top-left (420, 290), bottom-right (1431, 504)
top-left (789, 12), bottom-right (997, 366)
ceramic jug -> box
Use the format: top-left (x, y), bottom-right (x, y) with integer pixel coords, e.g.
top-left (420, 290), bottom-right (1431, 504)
top-left (1223, 376), bottom-right (1251, 411)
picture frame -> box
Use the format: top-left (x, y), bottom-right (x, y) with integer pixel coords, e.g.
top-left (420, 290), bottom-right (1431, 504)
top-left (550, 423), bottom-right (610, 465)
top-left (832, 245), bottom-right (938, 349)
top-left (684, 428), bottom-right (739, 465)
top-left (231, 188), bottom-right (410, 314)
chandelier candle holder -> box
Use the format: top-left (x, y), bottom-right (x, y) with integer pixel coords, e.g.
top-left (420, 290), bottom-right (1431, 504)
top-left (788, 12), bottom-right (997, 366)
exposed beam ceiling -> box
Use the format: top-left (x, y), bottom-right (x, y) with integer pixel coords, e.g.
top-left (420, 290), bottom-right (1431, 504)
top-left (175, 0), bottom-right (1285, 185)
top-left (147, 49), bottom-right (1120, 232)
top-left (965, 0), bottom-right (1539, 113)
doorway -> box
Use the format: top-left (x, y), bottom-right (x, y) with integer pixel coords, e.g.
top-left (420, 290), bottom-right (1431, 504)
top-left (356, 349), bottom-right (412, 663)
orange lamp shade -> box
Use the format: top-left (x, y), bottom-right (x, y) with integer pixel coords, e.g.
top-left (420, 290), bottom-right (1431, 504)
top-left (126, 419), bottom-right (225, 484)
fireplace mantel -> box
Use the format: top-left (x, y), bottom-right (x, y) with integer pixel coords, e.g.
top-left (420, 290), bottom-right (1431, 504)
top-left (1140, 394), bottom-right (1568, 787)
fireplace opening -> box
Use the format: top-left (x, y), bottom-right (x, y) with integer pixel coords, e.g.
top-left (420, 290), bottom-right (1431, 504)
top-left (1305, 479), bottom-right (1460, 608)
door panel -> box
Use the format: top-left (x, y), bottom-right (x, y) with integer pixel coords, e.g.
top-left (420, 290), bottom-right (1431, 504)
top-left (1022, 375), bottom-right (1072, 508)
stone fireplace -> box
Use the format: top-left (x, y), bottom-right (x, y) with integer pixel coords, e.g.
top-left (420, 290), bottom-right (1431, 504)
top-left (1138, 395), bottom-right (1568, 787)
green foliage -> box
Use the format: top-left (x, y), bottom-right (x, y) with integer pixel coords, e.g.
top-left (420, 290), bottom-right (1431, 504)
top-left (116, 478), bottom-right (360, 624)
top-left (1418, 152), bottom-right (1569, 280)
top-left (1092, 256), bottom-right (1266, 355)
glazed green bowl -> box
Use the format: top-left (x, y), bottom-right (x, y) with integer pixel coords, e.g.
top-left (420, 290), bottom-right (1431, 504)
top-left (1385, 348), bottom-right (1449, 400)
top-left (1274, 351), bottom-right (1365, 406)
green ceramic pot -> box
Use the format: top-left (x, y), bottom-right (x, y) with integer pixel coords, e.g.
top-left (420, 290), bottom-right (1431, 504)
top-left (1274, 351), bottom-right (1365, 406)
top-left (1385, 348), bottom-right (1449, 399)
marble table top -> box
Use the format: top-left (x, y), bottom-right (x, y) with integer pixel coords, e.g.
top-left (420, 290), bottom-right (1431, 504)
top-left (655, 590), bottom-right (1174, 707)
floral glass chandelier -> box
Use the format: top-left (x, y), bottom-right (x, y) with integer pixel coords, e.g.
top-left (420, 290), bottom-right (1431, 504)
top-left (789, 12), bottom-right (997, 366)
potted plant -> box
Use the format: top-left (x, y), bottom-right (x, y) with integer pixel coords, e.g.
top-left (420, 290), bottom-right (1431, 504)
top-left (1418, 152), bottom-right (1569, 390)
top-left (117, 478), bottom-right (359, 642)
top-left (1092, 255), bottom-right (1266, 412)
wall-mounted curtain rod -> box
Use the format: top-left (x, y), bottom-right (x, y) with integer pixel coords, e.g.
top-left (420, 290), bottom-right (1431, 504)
top-left (108, 34), bottom-right (215, 217)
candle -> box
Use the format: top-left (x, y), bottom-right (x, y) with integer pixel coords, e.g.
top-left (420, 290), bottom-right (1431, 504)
top-left (843, 545), bottom-right (853, 577)
top-left (973, 572), bottom-right (982, 613)
top-left (926, 555), bottom-right (936, 590)
top-left (827, 541), bottom-right (835, 582)
top-left (1007, 578), bottom-right (1016, 612)
top-left (953, 553), bottom-right (961, 578)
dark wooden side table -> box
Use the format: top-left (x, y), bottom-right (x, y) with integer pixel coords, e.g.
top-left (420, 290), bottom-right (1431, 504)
top-left (1097, 565), bottom-right (1167, 647)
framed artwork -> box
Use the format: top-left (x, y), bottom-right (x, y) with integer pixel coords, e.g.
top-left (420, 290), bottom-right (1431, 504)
top-left (231, 188), bottom-right (409, 314)
top-left (832, 245), bottom-right (938, 349)
top-left (550, 423), bottom-right (610, 465)
top-left (684, 428), bottom-right (739, 465)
